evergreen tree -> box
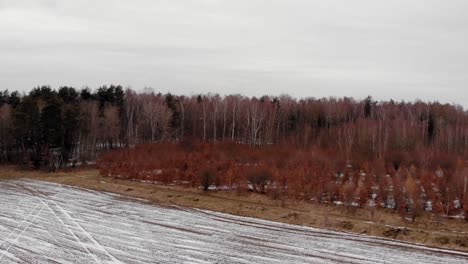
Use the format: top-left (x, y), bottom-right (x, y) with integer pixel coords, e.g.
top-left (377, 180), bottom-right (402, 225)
top-left (427, 111), bottom-right (435, 142)
top-left (58, 86), bottom-right (78, 104)
top-left (13, 96), bottom-right (41, 168)
top-left (80, 88), bottom-right (93, 101)
top-left (364, 96), bottom-right (372, 118)
top-left (8, 91), bottom-right (20, 108)
top-left (165, 93), bottom-right (181, 128)
top-left (40, 96), bottom-right (64, 148)
top-left (62, 104), bottom-right (80, 164)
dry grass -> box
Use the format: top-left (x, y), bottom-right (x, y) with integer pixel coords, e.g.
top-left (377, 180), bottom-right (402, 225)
top-left (0, 166), bottom-right (466, 252)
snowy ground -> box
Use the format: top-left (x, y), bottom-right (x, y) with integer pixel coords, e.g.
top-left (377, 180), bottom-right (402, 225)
top-left (0, 180), bottom-right (466, 264)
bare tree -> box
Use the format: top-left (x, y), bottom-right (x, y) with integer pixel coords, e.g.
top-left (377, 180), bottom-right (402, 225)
top-left (99, 105), bottom-right (120, 148)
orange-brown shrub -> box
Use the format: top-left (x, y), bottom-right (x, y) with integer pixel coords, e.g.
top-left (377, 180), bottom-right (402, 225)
top-left (97, 141), bottom-right (466, 217)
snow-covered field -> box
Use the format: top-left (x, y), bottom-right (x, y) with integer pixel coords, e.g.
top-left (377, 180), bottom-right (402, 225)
top-left (0, 180), bottom-right (466, 264)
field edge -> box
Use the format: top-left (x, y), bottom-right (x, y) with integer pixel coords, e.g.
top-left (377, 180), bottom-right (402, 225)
top-left (0, 166), bottom-right (466, 252)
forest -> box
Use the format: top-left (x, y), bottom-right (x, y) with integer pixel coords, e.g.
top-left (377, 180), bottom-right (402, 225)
top-left (0, 85), bottom-right (467, 220)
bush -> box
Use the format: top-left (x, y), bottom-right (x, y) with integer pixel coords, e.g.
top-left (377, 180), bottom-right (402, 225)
top-left (199, 169), bottom-right (217, 192)
top-left (435, 236), bottom-right (450, 245)
top-left (246, 169), bottom-right (271, 193)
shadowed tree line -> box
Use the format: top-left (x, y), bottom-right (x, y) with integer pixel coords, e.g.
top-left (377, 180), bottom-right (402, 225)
top-left (1, 86), bottom-right (467, 170)
top-left (0, 85), bottom-right (124, 170)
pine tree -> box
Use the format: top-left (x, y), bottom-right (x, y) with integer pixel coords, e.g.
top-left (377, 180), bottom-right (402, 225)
top-left (364, 95), bottom-right (372, 118)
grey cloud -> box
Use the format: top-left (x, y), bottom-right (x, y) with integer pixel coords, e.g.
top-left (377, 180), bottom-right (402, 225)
top-left (0, 0), bottom-right (467, 107)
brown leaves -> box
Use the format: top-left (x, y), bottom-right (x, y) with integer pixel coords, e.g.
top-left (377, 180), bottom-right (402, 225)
top-left (97, 140), bottom-right (466, 220)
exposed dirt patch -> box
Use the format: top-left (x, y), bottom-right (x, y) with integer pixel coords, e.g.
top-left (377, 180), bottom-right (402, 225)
top-left (281, 212), bottom-right (299, 221)
top-left (340, 221), bottom-right (354, 230)
top-left (435, 236), bottom-right (451, 245)
top-left (453, 237), bottom-right (468, 248)
top-left (383, 227), bottom-right (411, 239)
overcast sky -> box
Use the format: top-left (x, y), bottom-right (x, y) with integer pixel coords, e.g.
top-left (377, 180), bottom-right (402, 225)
top-left (1, 0), bottom-right (467, 106)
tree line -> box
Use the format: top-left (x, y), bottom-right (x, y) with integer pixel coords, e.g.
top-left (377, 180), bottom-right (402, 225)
top-left (1, 86), bottom-right (467, 169)
top-left (0, 85), bottom-right (124, 169)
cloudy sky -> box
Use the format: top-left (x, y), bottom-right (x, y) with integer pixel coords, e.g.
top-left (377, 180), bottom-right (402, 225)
top-left (1, 0), bottom-right (467, 106)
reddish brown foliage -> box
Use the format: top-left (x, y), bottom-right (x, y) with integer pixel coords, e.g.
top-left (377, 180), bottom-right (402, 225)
top-left (98, 141), bottom-right (467, 220)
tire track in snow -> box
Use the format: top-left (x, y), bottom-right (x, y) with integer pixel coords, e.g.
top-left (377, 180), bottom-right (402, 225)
top-left (0, 202), bottom-right (48, 262)
top-left (0, 204), bottom-right (41, 252)
top-left (1, 179), bottom-right (467, 264)
top-left (15, 196), bottom-right (64, 249)
top-left (172, 207), bottom-right (391, 263)
top-left (50, 200), bottom-right (123, 264)
top-left (37, 196), bottom-right (102, 264)
top-left (0, 183), bottom-right (65, 257)
top-left (0, 183), bottom-right (41, 242)
top-left (8, 182), bottom-right (104, 263)
top-left (7, 187), bottom-right (65, 249)
top-left (187, 207), bottom-right (468, 260)
top-left (16, 182), bottom-right (123, 264)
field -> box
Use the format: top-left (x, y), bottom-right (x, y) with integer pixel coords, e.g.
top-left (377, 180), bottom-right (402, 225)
top-left (0, 178), bottom-right (467, 263)
top-left (0, 168), bottom-right (467, 251)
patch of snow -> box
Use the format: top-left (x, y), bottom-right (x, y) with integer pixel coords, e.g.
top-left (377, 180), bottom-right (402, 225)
top-left (0, 179), bottom-right (466, 264)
